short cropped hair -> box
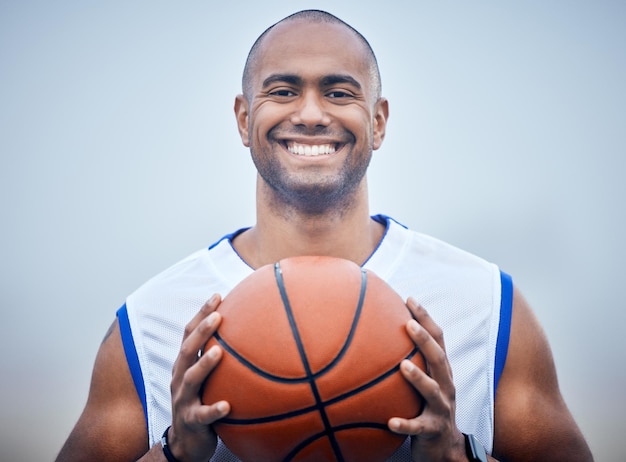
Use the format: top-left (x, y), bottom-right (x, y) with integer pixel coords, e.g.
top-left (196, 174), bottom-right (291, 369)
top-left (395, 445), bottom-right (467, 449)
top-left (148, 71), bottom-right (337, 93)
top-left (242, 10), bottom-right (382, 100)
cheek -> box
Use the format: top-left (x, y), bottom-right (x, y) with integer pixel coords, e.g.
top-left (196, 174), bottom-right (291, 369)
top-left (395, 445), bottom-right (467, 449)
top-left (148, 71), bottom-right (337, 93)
top-left (346, 114), bottom-right (375, 146)
top-left (249, 107), bottom-right (282, 144)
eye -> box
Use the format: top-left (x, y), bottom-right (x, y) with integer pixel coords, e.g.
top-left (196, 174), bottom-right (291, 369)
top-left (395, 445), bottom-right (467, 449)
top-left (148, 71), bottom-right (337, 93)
top-left (327, 90), bottom-right (352, 99)
top-left (269, 89), bottom-right (296, 97)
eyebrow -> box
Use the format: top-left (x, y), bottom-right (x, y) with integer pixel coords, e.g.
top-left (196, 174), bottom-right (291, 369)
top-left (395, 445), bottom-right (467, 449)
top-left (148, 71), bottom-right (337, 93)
top-left (320, 74), bottom-right (362, 90)
top-left (261, 73), bottom-right (362, 90)
top-left (262, 74), bottom-right (303, 89)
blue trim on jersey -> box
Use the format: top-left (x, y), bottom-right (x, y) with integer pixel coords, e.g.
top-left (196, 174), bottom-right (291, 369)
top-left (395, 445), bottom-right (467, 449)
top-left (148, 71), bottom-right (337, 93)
top-left (371, 213), bottom-right (407, 229)
top-left (494, 271), bottom-right (513, 397)
top-left (116, 304), bottom-right (149, 427)
top-left (208, 227), bottom-right (250, 250)
top-left (210, 216), bottom-right (403, 269)
top-left (208, 226), bottom-right (254, 270)
top-left (211, 216), bottom-right (404, 253)
top-left (362, 215), bottom-right (407, 267)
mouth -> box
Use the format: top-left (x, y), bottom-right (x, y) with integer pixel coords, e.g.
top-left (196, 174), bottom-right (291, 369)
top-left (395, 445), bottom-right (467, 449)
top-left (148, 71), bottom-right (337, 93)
top-left (285, 141), bottom-right (340, 157)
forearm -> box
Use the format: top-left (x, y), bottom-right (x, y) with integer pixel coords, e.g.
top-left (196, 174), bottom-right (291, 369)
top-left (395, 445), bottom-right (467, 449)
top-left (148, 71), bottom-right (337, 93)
top-left (137, 443), bottom-right (169, 462)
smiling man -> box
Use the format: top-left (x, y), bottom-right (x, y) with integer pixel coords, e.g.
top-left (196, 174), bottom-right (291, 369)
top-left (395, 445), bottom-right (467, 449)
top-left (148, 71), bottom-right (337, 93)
top-left (56, 10), bottom-right (593, 462)
top-left (232, 15), bottom-right (388, 267)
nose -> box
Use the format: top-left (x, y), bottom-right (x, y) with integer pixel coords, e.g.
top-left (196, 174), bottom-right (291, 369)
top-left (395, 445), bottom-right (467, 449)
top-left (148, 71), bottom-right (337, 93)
top-left (290, 91), bottom-right (331, 128)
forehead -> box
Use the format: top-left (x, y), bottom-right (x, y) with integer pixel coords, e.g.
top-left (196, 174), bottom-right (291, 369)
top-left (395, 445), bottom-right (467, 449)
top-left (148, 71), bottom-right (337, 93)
top-left (252, 20), bottom-right (372, 88)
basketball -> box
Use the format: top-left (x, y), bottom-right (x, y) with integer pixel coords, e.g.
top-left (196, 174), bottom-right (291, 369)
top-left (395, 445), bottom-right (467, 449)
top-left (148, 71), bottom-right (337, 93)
top-left (201, 255), bottom-right (425, 462)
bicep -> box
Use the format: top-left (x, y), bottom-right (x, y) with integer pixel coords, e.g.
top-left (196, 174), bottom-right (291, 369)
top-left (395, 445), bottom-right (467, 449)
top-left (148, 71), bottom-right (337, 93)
top-left (56, 320), bottom-right (149, 462)
top-left (492, 288), bottom-right (592, 461)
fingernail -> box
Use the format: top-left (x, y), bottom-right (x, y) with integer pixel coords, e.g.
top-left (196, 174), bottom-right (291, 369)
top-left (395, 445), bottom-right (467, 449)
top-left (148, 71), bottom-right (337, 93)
top-left (208, 345), bottom-right (220, 359)
top-left (206, 311), bottom-right (218, 327)
top-left (402, 359), bottom-right (416, 373)
top-left (217, 401), bottom-right (229, 414)
top-left (388, 418), bottom-right (401, 432)
top-left (408, 319), bottom-right (420, 334)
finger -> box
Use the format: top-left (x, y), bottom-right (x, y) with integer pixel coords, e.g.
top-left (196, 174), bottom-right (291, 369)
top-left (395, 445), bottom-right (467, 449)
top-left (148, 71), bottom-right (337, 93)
top-left (406, 318), bottom-right (453, 387)
top-left (390, 360), bottom-right (449, 438)
top-left (182, 344), bottom-right (224, 393)
top-left (401, 356), bottom-right (453, 417)
top-left (195, 400), bottom-right (231, 426)
top-left (174, 309), bottom-right (222, 380)
top-left (407, 298), bottom-right (445, 351)
top-left (183, 311), bottom-right (222, 366)
top-left (399, 356), bottom-right (445, 409)
top-left (388, 416), bottom-right (419, 435)
top-left (182, 294), bottom-right (222, 342)
top-left (388, 406), bottom-right (437, 436)
top-left (406, 318), bottom-right (443, 367)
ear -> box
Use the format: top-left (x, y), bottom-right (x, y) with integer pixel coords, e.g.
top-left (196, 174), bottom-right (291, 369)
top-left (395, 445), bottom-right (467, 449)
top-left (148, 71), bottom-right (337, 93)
top-left (234, 94), bottom-right (250, 147)
top-left (372, 97), bottom-right (389, 151)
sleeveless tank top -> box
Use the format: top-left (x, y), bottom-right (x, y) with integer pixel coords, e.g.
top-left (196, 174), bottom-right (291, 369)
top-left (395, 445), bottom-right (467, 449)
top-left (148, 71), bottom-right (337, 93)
top-left (118, 215), bottom-right (512, 459)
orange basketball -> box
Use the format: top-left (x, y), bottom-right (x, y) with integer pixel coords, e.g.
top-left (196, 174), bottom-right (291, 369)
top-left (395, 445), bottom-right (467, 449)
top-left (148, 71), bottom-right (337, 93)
top-left (202, 256), bottom-right (424, 462)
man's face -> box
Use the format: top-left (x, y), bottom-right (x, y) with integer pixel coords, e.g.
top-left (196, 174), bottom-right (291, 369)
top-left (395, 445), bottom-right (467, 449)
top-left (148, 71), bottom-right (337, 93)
top-left (235, 20), bottom-right (388, 214)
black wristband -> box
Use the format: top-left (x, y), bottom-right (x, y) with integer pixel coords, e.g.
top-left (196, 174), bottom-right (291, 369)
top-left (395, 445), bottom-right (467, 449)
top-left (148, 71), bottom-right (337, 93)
top-left (161, 426), bottom-right (182, 462)
top-left (463, 433), bottom-right (488, 462)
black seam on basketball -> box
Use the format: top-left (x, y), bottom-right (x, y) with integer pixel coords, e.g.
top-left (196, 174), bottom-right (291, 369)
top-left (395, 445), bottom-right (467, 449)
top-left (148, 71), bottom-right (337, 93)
top-left (274, 261), bottom-right (345, 462)
top-left (283, 422), bottom-right (391, 462)
top-left (214, 330), bottom-right (364, 385)
top-left (214, 333), bottom-right (310, 383)
top-left (217, 346), bottom-right (423, 426)
top-left (323, 347), bottom-right (424, 410)
top-left (214, 268), bottom-right (369, 386)
top-left (213, 263), bottom-right (420, 459)
top-left (217, 401), bottom-right (320, 425)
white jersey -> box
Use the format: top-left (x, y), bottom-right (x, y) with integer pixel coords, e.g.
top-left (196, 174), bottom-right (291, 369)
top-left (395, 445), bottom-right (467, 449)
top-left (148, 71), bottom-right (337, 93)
top-left (118, 215), bottom-right (513, 460)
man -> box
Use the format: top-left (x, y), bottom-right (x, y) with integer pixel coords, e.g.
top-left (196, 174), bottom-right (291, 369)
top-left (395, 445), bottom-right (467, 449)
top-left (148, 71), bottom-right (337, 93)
top-left (56, 9), bottom-right (593, 462)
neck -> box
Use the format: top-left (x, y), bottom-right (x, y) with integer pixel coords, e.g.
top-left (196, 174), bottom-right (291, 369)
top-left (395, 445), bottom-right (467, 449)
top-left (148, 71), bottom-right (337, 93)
top-left (233, 177), bottom-right (384, 269)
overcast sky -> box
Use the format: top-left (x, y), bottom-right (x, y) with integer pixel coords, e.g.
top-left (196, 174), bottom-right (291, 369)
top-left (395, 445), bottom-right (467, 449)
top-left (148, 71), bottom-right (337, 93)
top-left (1, 1), bottom-right (624, 460)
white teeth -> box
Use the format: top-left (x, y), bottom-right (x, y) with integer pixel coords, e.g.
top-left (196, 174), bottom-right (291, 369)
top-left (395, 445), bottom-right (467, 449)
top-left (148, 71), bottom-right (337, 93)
top-left (287, 142), bottom-right (336, 156)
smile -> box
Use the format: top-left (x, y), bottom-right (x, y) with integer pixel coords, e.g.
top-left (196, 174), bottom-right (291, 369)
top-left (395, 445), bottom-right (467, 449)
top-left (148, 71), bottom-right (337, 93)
top-left (286, 141), bottom-right (337, 157)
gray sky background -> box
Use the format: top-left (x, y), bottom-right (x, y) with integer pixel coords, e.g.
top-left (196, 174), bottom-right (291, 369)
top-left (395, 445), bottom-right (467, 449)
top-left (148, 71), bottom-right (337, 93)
top-left (1, 1), bottom-right (624, 460)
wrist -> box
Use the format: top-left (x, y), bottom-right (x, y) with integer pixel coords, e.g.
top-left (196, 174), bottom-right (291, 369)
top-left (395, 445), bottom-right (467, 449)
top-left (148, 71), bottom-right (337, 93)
top-left (412, 431), bottom-right (469, 462)
top-left (463, 433), bottom-right (488, 462)
top-left (161, 426), bottom-right (184, 462)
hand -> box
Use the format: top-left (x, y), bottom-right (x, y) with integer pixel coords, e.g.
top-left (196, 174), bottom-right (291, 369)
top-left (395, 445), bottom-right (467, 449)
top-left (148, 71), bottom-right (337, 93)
top-left (167, 294), bottom-right (231, 462)
top-left (388, 298), bottom-right (466, 462)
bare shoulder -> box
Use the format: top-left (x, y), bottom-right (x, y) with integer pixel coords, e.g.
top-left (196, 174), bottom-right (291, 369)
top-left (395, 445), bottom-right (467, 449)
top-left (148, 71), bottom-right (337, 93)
top-left (492, 287), bottom-right (593, 461)
top-left (56, 319), bottom-right (149, 461)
